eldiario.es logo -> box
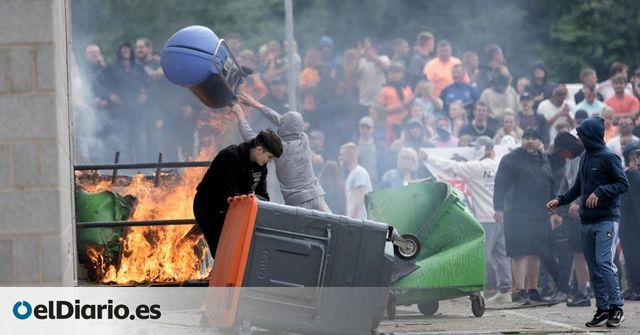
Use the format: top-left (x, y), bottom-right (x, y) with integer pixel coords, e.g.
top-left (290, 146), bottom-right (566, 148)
top-left (12, 300), bottom-right (161, 320)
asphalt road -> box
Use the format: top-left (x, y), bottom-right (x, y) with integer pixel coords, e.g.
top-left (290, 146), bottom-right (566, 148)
top-left (128, 295), bottom-right (639, 335)
top-left (379, 297), bottom-right (640, 335)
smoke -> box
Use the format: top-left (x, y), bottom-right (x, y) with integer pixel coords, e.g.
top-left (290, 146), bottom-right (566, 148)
top-left (69, 55), bottom-right (108, 164)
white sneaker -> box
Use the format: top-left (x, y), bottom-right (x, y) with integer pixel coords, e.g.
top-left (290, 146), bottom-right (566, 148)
top-left (487, 291), bottom-right (512, 303)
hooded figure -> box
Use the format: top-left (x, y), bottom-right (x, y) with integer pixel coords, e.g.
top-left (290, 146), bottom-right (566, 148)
top-left (525, 61), bottom-right (556, 105)
top-left (557, 118), bottom-right (629, 223)
top-left (620, 140), bottom-right (640, 300)
top-left (236, 103), bottom-right (330, 212)
top-left (551, 117), bottom-right (629, 325)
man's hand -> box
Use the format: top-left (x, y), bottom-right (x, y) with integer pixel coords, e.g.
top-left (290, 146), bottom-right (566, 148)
top-left (237, 92), bottom-right (263, 109)
top-left (586, 192), bottom-right (599, 208)
top-left (568, 203), bottom-right (580, 219)
top-left (494, 210), bottom-right (504, 224)
top-left (550, 213), bottom-right (563, 230)
top-left (546, 198), bottom-right (559, 212)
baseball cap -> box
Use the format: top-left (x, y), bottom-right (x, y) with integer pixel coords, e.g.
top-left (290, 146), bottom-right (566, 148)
top-left (520, 91), bottom-right (533, 101)
top-left (318, 35), bottom-right (334, 47)
top-left (523, 127), bottom-right (542, 140)
top-left (471, 136), bottom-right (494, 150)
top-left (359, 116), bottom-right (374, 127)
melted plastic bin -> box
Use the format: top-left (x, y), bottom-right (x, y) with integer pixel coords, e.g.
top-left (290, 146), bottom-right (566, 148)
top-left (206, 195), bottom-right (394, 335)
top-left (366, 181), bottom-right (486, 318)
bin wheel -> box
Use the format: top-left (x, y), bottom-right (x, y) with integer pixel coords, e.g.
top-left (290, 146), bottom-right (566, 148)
top-left (471, 294), bottom-right (485, 317)
top-left (386, 296), bottom-right (397, 320)
top-left (417, 300), bottom-right (439, 316)
top-left (394, 234), bottom-right (421, 260)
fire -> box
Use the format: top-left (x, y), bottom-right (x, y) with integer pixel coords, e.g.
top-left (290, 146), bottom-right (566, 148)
top-left (82, 110), bottom-right (238, 285)
top-left (92, 170), bottom-right (209, 285)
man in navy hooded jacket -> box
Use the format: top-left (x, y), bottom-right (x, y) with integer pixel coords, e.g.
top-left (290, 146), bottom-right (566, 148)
top-left (547, 117), bottom-right (629, 328)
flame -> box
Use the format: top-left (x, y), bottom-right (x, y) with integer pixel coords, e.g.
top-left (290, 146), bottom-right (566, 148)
top-left (82, 110), bottom-right (238, 285)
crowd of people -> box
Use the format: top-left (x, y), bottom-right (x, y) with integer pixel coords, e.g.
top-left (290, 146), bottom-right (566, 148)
top-left (76, 30), bottom-right (640, 324)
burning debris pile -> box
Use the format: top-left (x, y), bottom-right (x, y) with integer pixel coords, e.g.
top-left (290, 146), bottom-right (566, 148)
top-left (75, 112), bottom-right (238, 285)
top-left (77, 168), bottom-right (209, 285)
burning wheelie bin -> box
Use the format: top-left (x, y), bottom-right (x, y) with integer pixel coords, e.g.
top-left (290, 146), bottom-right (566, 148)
top-left (366, 181), bottom-right (486, 318)
top-left (75, 190), bottom-right (135, 269)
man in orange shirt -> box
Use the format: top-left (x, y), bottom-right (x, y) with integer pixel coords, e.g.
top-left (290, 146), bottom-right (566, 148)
top-left (605, 74), bottom-right (640, 120)
top-left (423, 40), bottom-right (466, 97)
top-left (378, 63), bottom-right (413, 144)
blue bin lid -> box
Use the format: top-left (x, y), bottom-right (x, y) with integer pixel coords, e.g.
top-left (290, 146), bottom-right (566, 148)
top-left (164, 25), bottom-right (220, 55)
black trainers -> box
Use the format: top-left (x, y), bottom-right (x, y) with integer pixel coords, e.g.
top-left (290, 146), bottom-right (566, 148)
top-left (566, 293), bottom-right (591, 307)
top-left (606, 307), bottom-right (625, 328)
top-left (547, 291), bottom-right (568, 302)
top-left (512, 289), bottom-right (529, 304)
top-left (586, 309), bottom-right (610, 327)
top-left (527, 289), bottom-right (544, 302)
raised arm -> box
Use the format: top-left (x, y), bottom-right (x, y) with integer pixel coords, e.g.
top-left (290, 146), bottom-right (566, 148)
top-left (422, 150), bottom-right (472, 179)
top-left (238, 92), bottom-right (282, 125)
top-left (230, 104), bottom-right (257, 141)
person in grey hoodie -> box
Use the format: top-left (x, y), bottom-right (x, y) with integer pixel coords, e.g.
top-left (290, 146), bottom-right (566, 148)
top-left (231, 92), bottom-right (331, 212)
top-left (547, 117), bottom-right (629, 328)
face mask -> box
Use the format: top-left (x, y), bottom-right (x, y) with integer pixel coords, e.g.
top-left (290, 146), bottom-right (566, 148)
top-left (493, 74), bottom-right (510, 93)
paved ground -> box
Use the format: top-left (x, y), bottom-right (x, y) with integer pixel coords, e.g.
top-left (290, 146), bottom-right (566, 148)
top-left (134, 296), bottom-right (639, 334)
top-left (378, 298), bottom-right (640, 335)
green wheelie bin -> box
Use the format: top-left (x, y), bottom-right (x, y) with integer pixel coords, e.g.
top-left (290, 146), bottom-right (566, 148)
top-left (366, 181), bottom-right (486, 318)
top-left (75, 190), bottom-right (135, 266)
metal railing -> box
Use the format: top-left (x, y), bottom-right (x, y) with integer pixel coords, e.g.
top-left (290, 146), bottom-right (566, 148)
top-left (74, 152), bottom-right (208, 229)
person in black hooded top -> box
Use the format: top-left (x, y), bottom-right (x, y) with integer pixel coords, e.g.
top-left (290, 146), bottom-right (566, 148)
top-left (494, 127), bottom-right (555, 304)
top-left (548, 117), bottom-right (629, 328)
top-left (194, 129), bottom-right (283, 256)
top-left (619, 140), bottom-right (640, 301)
top-left (525, 62), bottom-right (556, 110)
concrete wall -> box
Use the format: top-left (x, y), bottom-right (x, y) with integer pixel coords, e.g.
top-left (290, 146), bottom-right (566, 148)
top-left (0, 0), bottom-right (75, 286)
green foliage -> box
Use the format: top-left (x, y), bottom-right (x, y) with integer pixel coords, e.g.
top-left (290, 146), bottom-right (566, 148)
top-left (71, 0), bottom-right (640, 82)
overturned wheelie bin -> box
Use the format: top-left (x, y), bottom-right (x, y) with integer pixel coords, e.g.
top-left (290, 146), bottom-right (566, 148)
top-left (206, 195), bottom-right (396, 335)
top-left (366, 181), bottom-right (486, 318)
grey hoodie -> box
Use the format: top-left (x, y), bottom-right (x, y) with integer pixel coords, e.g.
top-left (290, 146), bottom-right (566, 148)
top-left (238, 106), bottom-right (325, 206)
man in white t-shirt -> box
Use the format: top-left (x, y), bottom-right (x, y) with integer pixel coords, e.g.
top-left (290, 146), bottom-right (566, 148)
top-left (421, 136), bottom-right (512, 303)
top-left (538, 85), bottom-right (575, 143)
top-left (574, 84), bottom-right (606, 117)
top-left (339, 142), bottom-right (373, 219)
top-left (607, 116), bottom-right (639, 166)
top-left (355, 39), bottom-right (390, 109)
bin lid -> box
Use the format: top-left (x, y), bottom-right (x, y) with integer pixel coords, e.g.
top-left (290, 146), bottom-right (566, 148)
top-left (165, 25), bottom-right (220, 55)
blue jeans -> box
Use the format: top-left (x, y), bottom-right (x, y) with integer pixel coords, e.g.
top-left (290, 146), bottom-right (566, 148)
top-left (580, 221), bottom-right (623, 310)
